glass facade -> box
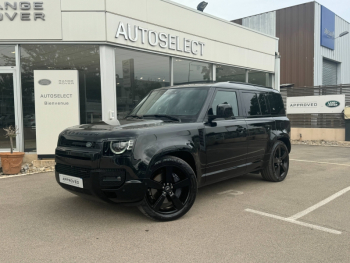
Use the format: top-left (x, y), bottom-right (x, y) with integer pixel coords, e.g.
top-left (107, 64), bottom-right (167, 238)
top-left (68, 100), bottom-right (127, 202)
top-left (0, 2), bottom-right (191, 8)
top-left (0, 73), bottom-right (16, 149)
top-left (248, 70), bottom-right (272, 87)
top-left (115, 48), bottom-right (170, 119)
top-left (216, 65), bottom-right (246, 83)
top-left (174, 59), bottom-right (211, 85)
top-left (0, 45), bottom-right (16, 67)
top-left (20, 45), bottom-right (102, 152)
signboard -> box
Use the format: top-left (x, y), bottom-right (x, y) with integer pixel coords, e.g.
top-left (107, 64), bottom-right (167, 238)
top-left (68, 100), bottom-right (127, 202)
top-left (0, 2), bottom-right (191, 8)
top-left (287, 94), bottom-right (345, 114)
top-left (321, 6), bottom-right (335, 50)
top-left (0, 0), bottom-right (62, 40)
top-left (34, 70), bottom-right (80, 156)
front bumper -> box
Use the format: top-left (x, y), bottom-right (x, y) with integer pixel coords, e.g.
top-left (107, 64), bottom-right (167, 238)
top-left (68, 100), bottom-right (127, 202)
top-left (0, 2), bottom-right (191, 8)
top-left (55, 146), bottom-right (147, 204)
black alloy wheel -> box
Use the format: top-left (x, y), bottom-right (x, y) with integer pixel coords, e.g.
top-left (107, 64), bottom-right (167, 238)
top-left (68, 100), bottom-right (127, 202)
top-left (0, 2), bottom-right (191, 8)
top-left (261, 141), bottom-right (289, 182)
top-left (138, 156), bottom-right (197, 221)
top-left (273, 143), bottom-right (289, 178)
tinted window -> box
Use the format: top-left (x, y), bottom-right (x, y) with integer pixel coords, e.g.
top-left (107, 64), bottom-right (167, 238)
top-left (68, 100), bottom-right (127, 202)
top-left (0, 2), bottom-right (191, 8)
top-left (258, 93), bottom-right (270, 115)
top-left (211, 91), bottom-right (239, 117)
top-left (267, 92), bottom-right (285, 115)
top-left (242, 92), bottom-right (261, 116)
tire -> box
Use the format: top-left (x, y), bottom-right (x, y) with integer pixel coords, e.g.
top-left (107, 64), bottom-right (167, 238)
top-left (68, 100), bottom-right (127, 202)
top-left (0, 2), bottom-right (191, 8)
top-left (261, 140), bottom-right (289, 182)
top-left (138, 156), bottom-right (197, 221)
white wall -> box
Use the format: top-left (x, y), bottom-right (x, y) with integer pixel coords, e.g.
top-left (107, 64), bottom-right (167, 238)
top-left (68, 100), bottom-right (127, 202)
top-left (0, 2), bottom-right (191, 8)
top-left (314, 3), bottom-right (350, 86)
top-left (60, 0), bottom-right (278, 73)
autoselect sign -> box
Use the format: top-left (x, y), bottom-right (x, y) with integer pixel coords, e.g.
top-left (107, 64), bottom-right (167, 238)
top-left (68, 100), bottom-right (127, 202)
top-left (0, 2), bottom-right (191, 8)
top-left (287, 95), bottom-right (345, 114)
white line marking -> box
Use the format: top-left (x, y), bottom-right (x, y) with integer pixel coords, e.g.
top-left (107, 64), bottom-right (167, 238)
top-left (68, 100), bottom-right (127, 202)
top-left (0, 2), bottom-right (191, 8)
top-left (245, 209), bottom-right (341, 235)
top-left (290, 159), bottom-right (350, 167)
top-left (288, 186), bottom-right (350, 220)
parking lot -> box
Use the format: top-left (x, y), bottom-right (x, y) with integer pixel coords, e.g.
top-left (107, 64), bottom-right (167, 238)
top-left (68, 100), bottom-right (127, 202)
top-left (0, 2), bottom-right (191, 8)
top-left (1, 144), bottom-right (350, 263)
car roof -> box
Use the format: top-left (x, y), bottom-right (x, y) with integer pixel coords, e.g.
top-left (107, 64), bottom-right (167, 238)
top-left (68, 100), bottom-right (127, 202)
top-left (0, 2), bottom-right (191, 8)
top-left (155, 81), bottom-right (279, 93)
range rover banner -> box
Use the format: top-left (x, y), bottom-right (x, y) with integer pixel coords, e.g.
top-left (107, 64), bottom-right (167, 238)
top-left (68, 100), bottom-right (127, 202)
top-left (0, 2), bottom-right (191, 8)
top-left (34, 70), bottom-right (80, 156)
top-left (287, 94), bottom-right (345, 114)
top-left (0, 0), bottom-right (62, 40)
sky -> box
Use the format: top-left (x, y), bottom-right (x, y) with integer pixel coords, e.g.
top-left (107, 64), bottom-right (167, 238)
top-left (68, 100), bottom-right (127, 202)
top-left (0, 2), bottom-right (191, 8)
top-left (170, 0), bottom-right (350, 22)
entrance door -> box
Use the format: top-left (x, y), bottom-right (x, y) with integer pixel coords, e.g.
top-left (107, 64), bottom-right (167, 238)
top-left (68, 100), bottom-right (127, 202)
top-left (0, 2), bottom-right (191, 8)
top-left (0, 71), bottom-right (17, 151)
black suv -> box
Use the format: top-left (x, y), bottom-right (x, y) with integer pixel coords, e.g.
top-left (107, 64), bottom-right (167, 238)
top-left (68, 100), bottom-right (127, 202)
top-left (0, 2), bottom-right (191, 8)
top-left (55, 82), bottom-right (290, 221)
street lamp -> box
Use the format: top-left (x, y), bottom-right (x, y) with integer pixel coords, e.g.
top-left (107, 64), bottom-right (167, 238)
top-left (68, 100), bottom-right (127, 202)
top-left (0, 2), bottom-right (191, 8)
top-left (335, 31), bottom-right (349, 39)
top-left (197, 1), bottom-right (208, 12)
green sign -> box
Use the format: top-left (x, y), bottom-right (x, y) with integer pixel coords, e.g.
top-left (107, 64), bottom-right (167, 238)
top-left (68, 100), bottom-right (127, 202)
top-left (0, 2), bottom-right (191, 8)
top-left (325, 100), bottom-right (340, 108)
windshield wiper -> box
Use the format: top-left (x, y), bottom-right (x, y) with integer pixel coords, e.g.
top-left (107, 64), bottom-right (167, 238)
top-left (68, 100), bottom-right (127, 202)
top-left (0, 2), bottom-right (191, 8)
top-left (143, 114), bottom-right (181, 122)
top-left (125, 115), bottom-right (143, 119)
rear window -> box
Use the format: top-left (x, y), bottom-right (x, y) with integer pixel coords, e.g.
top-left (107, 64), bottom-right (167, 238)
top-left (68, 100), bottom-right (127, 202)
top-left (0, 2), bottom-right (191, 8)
top-left (241, 92), bottom-right (261, 116)
top-left (267, 92), bottom-right (285, 115)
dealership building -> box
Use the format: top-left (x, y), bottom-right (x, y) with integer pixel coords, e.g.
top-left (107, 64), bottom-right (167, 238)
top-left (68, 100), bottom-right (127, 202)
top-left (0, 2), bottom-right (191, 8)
top-left (233, 1), bottom-right (350, 141)
top-left (0, 0), bottom-right (280, 155)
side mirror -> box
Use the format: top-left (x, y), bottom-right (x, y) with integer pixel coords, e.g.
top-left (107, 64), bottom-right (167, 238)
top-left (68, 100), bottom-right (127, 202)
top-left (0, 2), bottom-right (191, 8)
top-left (217, 104), bottom-right (234, 119)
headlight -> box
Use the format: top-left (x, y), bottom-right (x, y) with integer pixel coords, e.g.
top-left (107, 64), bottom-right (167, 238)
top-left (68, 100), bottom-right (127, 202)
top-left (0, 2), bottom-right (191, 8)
top-left (110, 140), bottom-right (134, 154)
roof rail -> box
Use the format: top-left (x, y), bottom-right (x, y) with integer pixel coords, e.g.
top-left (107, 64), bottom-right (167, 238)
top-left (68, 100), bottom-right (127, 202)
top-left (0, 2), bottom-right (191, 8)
top-left (227, 81), bottom-right (273, 89)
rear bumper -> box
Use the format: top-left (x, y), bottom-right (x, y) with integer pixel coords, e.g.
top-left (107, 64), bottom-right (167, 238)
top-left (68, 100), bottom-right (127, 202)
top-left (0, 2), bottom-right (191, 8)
top-left (55, 147), bottom-right (147, 205)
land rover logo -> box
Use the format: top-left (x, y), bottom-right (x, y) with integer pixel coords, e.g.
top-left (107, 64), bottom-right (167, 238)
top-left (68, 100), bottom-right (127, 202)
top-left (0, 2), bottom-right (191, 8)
top-left (38, 79), bottom-right (51, 85)
top-left (86, 142), bottom-right (93, 148)
top-left (325, 101), bottom-right (340, 108)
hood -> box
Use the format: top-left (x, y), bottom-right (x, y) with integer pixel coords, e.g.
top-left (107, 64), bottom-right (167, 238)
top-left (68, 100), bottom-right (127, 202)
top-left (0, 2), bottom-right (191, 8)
top-left (60, 119), bottom-right (177, 141)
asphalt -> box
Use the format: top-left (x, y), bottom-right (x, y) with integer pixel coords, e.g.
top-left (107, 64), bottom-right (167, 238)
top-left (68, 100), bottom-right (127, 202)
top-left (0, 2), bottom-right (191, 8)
top-left (0, 145), bottom-right (350, 263)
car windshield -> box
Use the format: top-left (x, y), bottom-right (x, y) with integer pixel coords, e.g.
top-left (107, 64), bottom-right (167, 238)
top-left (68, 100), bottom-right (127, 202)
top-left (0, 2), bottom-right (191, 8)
top-left (129, 88), bottom-right (209, 122)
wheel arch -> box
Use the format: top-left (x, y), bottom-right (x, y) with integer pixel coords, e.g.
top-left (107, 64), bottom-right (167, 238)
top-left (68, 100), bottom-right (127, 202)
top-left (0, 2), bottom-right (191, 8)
top-left (148, 148), bottom-right (200, 179)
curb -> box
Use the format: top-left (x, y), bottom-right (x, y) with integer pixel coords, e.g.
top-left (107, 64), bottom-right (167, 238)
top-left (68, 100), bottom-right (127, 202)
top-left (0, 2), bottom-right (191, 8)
top-left (0, 170), bottom-right (55, 179)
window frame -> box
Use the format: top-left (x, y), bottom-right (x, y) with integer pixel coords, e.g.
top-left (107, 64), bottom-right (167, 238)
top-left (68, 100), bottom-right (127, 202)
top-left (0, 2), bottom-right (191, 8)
top-left (205, 88), bottom-right (243, 121)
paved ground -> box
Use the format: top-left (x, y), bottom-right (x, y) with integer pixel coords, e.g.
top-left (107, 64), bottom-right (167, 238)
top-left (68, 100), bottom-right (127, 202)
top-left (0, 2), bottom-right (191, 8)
top-left (1, 145), bottom-right (350, 263)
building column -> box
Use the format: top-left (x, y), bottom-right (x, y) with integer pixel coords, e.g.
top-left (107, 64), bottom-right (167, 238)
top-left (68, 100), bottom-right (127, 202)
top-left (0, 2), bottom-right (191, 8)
top-left (169, 57), bottom-right (174, 86)
top-left (212, 64), bottom-right (216, 82)
top-left (99, 45), bottom-right (119, 125)
top-left (15, 45), bottom-right (24, 152)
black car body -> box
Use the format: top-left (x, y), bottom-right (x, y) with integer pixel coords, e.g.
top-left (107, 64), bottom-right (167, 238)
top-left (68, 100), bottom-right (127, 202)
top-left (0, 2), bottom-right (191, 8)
top-left (55, 82), bottom-right (291, 220)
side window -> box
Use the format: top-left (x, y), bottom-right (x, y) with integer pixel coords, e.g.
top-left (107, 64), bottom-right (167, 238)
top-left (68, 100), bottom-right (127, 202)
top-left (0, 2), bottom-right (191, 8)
top-left (267, 92), bottom-right (285, 115)
top-left (210, 91), bottom-right (239, 117)
top-left (258, 93), bottom-right (270, 115)
top-left (241, 92), bottom-right (261, 116)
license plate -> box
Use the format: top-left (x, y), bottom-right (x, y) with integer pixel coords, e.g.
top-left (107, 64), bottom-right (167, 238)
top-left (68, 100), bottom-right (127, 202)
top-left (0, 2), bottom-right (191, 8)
top-left (59, 174), bottom-right (83, 188)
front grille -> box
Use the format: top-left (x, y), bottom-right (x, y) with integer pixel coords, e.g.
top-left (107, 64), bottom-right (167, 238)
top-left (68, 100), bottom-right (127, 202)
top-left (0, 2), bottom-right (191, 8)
top-left (59, 136), bottom-right (97, 149)
top-left (56, 163), bottom-right (91, 178)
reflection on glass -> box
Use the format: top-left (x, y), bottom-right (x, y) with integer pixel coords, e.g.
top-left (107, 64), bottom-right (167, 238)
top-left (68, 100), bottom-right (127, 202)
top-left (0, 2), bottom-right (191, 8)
top-left (115, 48), bottom-right (170, 120)
top-left (211, 91), bottom-right (239, 116)
top-left (216, 65), bottom-right (246, 83)
top-left (173, 59), bottom-right (211, 85)
top-left (0, 45), bottom-right (16, 66)
top-left (241, 92), bottom-right (261, 116)
top-left (130, 88), bottom-right (209, 122)
top-left (248, 71), bottom-right (272, 87)
top-left (21, 45), bottom-right (102, 152)
top-left (0, 73), bottom-right (16, 149)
